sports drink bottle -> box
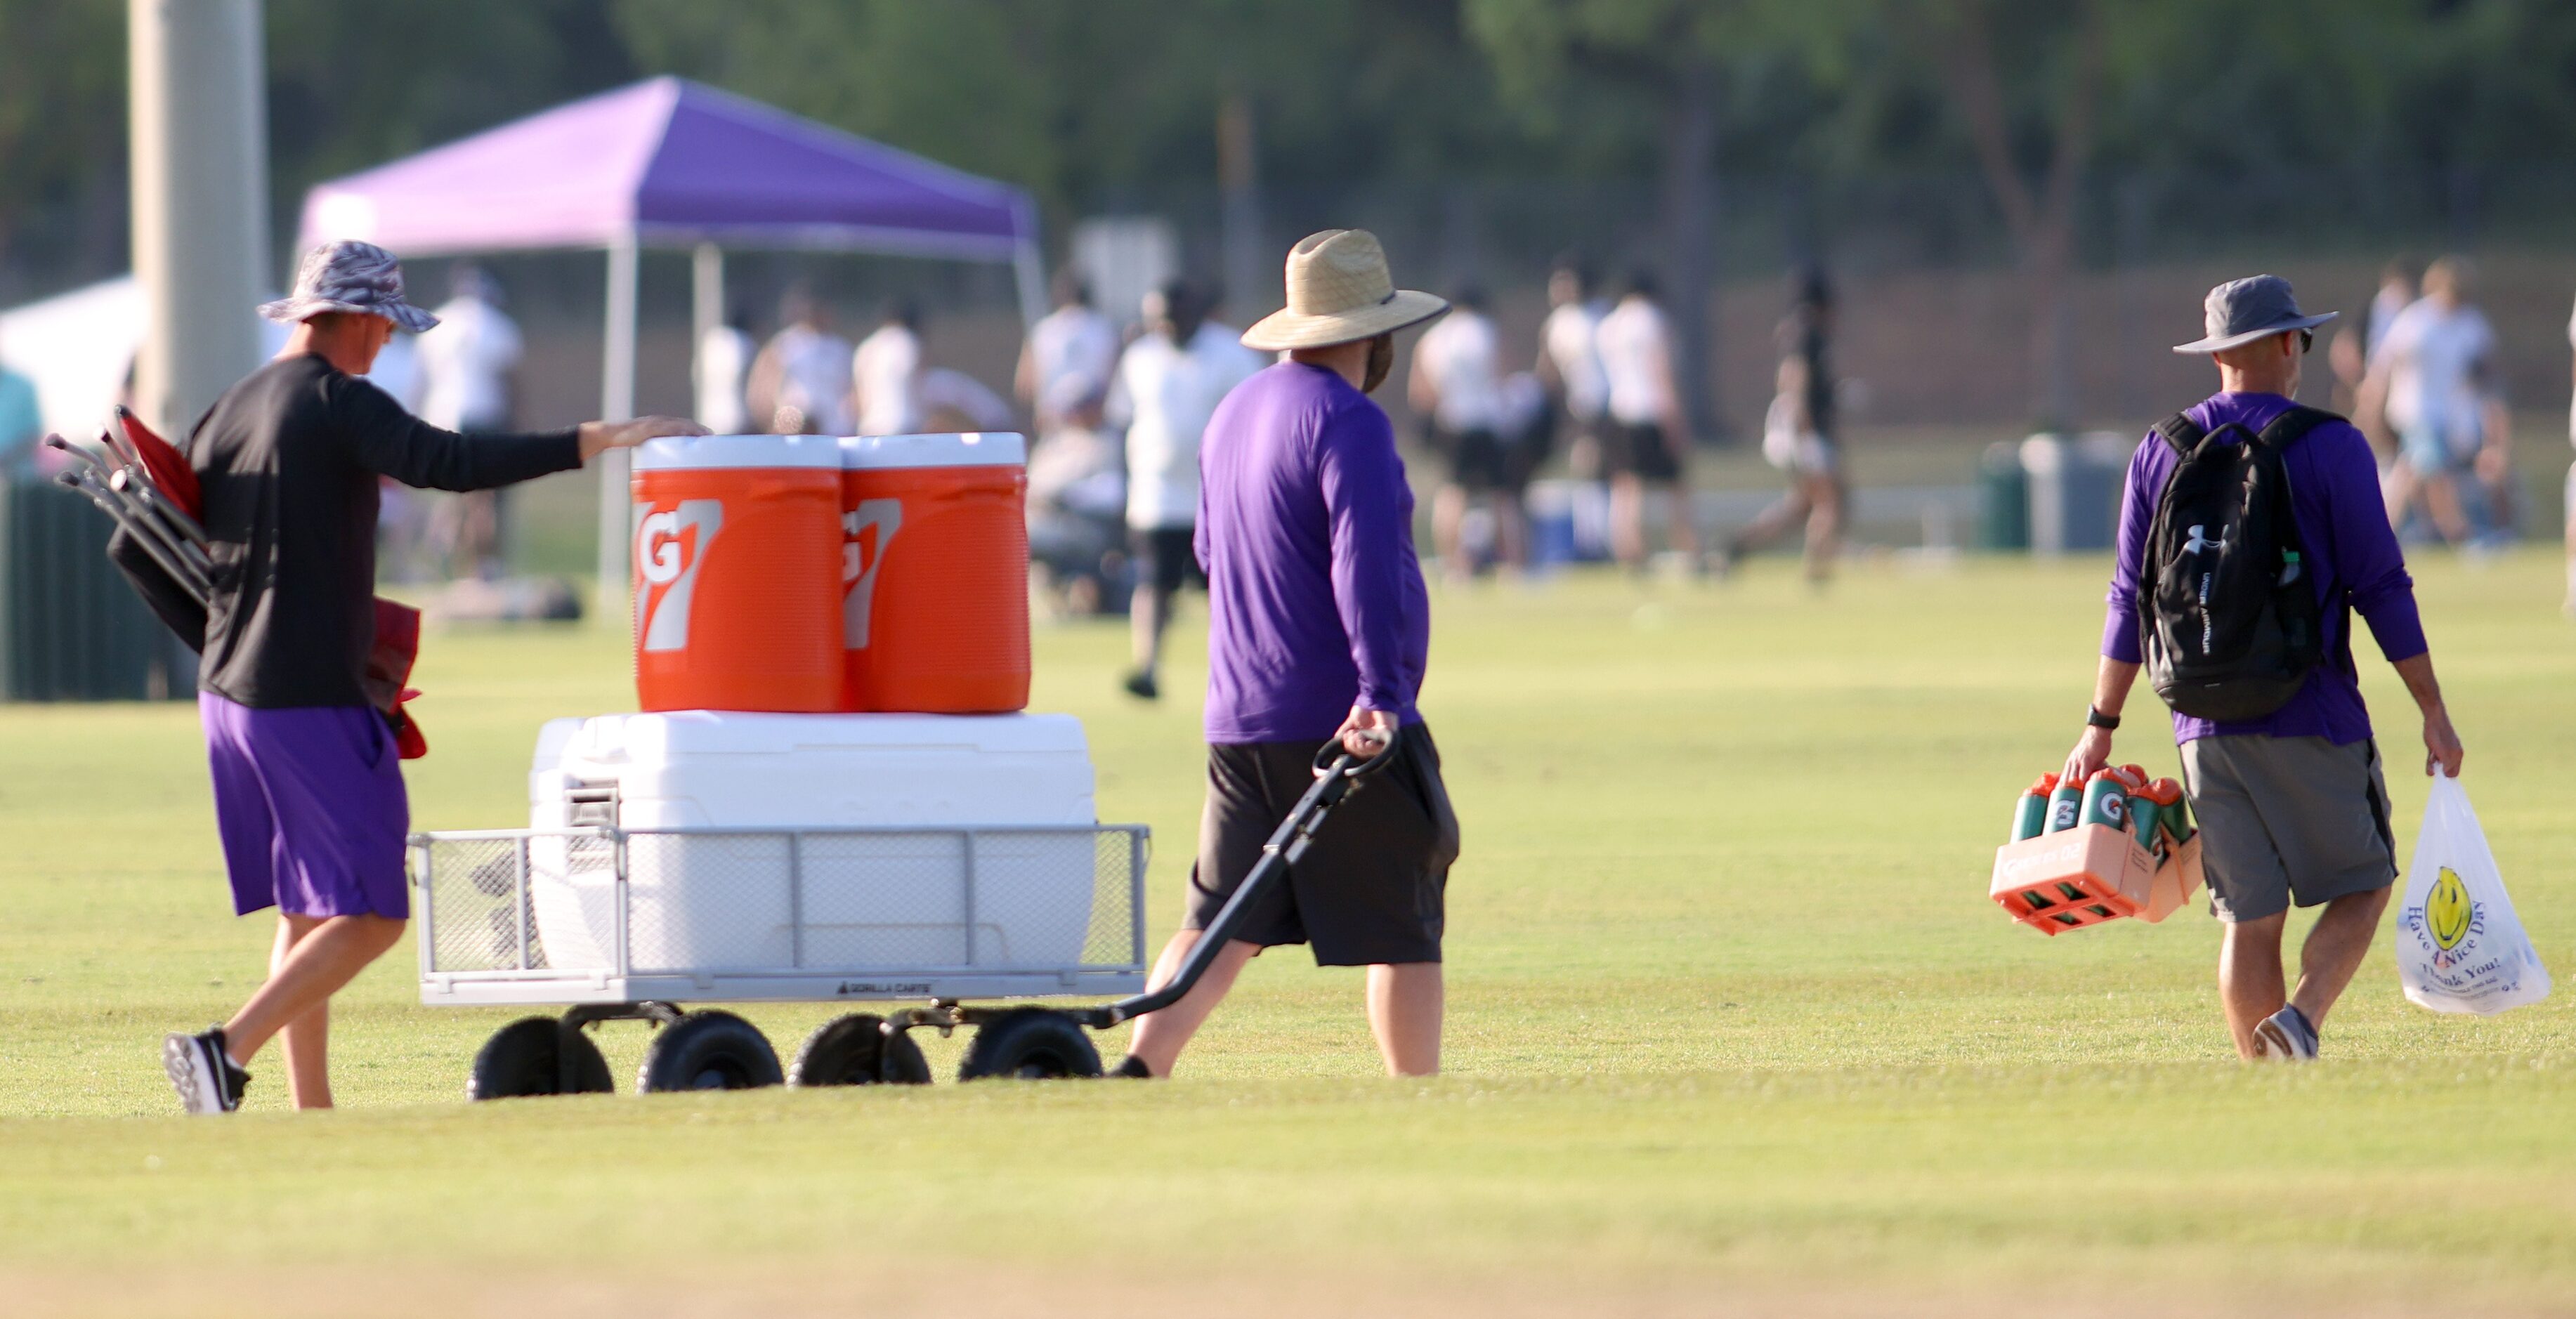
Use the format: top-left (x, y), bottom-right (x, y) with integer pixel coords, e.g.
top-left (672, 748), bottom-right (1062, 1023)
top-left (2080, 768), bottom-right (2132, 829)
top-left (2044, 774), bottom-right (2085, 833)
top-left (2133, 777), bottom-right (2185, 852)
top-left (2012, 774), bottom-right (2057, 841)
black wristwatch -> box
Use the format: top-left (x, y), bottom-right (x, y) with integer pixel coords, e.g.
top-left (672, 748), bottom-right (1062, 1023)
top-left (2086, 707), bottom-right (2121, 730)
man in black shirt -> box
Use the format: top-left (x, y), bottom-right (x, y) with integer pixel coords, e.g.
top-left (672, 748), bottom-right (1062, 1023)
top-left (164, 240), bottom-right (702, 1115)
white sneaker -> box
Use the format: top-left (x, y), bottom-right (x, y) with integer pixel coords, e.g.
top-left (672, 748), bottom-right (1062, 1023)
top-left (164, 1028), bottom-right (250, 1114)
top-left (2251, 1006), bottom-right (2319, 1062)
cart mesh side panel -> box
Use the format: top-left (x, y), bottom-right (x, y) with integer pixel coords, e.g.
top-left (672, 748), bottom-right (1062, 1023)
top-left (1085, 828), bottom-right (1143, 969)
top-left (413, 834), bottom-right (554, 973)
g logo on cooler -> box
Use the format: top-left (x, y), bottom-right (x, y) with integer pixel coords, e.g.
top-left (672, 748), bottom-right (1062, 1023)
top-left (633, 499), bottom-right (724, 652)
top-left (638, 510), bottom-right (684, 584)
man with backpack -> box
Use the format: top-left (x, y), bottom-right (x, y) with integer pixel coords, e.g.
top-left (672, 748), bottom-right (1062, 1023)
top-left (2064, 275), bottom-right (2465, 1063)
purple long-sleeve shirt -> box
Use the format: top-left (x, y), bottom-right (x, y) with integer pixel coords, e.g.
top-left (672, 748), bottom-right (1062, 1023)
top-left (1197, 361), bottom-right (1430, 744)
top-left (2103, 391), bottom-right (2428, 744)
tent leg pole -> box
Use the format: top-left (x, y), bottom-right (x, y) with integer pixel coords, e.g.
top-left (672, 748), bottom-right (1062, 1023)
top-left (691, 242), bottom-right (723, 413)
top-left (595, 236), bottom-right (639, 624)
top-left (1012, 236), bottom-right (1046, 334)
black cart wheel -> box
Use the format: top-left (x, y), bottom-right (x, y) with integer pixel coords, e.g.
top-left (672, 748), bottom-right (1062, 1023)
top-left (636, 1010), bottom-right (783, 1093)
top-left (467, 1016), bottom-right (614, 1101)
top-left (788, 1013), bottom-right (933, 1087)
top-left (957, 1007), bottom-right (1102, 1081)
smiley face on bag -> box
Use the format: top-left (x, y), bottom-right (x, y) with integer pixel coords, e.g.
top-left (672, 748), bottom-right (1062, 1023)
top-left (2426, 866), bottom-right (2473, 952)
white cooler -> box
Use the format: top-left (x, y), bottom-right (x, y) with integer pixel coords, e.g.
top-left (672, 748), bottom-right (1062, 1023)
top-left (525, 711), bottom-right (1099, 975)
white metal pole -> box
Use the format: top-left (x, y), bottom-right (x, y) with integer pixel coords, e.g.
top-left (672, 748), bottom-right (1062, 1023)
top-left (1012, 235), bottom-right (1047, 334)
top-left (690, 242), bottom-right (723, 428)
top-left (595, 235), bottom-right (640, 620)
top-left (129, 0), bottom-right (270, 437)
top-left (691, 242), bottom-right (723, 347)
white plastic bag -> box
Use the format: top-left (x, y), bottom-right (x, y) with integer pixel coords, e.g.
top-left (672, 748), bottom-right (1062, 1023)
top-left (2391, 773), bottom-right (2551, 1016)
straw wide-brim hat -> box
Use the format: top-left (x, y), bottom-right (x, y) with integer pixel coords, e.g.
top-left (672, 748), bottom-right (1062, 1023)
top-left (1241, 229), bottom-right (1448, 352)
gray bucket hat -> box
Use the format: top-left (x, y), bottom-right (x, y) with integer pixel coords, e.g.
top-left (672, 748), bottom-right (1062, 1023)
top-left (259, 240), bottom-right (439, 332)
top-left (2171, 274), bottom-right (2334, 354)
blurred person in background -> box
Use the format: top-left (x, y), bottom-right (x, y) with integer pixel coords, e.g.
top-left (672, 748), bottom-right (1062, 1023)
top-left (2362, 256), bottom-right (2509, 546)
top-left (745, 284), bottom-right (853, 435)
top-left (1410, 284), bottom-right (1522, 578)
top-left (1595, 270), bottom-right (1699, 570)
top-left (919, 365), bottom-right (1016, 433)
top-left (2366, 257), bottom-right (2419, 357)
top-left (1018, 270), bottom-right (1119, 441)
top-left (1724, 267), bottom-right (1846, 584)
top-left (1019, 271), bottom-right (1127, 615)
top-left (1535, 254), bottom-right (1607, 480)
top-left (851, 298), bottom-right (924, 437)
top-left (0, 359), bottom-right (39, 476)
top-left (1108, 280), bottom-right (1262, 700)
top-left (695, 303), bottom-right (755, 435)
top-left (419, 265), bottom-right (524, 579)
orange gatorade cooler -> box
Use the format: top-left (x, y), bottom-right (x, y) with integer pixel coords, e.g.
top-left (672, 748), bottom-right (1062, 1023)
top-left (837, 433), bottom-right (1031, 714)
top-left (632, 434), bottom-right (844, 713)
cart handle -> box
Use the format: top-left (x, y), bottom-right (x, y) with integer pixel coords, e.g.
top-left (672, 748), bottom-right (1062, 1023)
top-left (1311, 725), bottom-right (1401, 781)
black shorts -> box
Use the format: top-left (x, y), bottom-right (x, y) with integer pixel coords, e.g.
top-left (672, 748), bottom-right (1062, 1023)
top-left (1186, 726), bottom-right (1460, 966)
top-left (1439, 428), bottom-right (1511, 493)
top-left (1603, 421), bottom-right (1682, 485)
top-left (1131, 526), bottom-right (1205, 595)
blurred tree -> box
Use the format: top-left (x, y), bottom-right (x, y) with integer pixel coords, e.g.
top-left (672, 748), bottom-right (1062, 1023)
top-left (0, 0), bottom-right (125, 293)
top-left (1465, 0), bottom-right (1844, 439)
top-left (264, 0), bottom-right (639, 236)
top-left (1907, 0), bottom-right (2106, 430)
top-left (608, 0), bottom-right (1523, 310)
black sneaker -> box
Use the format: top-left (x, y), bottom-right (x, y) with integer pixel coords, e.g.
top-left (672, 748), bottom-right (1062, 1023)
top-left (1110, 1054), bottom-right (1155, 1079)
top-left (1121, 669), bottom-right (1160, 701)
top-left (164, 1026), bottom-right (251, 1114)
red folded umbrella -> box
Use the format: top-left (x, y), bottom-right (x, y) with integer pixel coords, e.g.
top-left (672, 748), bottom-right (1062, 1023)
top-left (117, 408), bottom-right (431, 760)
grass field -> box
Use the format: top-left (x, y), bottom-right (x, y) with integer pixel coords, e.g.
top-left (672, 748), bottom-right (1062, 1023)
top-left (1, 549), bottom-right (2570, 1316)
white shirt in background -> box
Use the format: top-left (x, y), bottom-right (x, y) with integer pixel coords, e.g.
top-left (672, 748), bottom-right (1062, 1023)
top-left (2371, 297), bottom-right (2497, 445)
top-left (1110, 322), bottom-right (1263, 530)
top-left (1027, 304), bottom-right (1119, 425)
top-left (1596, 296), bottom-right (1676, 427)
top-left (1411, 308), bottom-right (1505, 434)
top-left (362, 333), bottom-right (425, 414)
top-left (766, 324), bottom-right (855, 435)
top-left (418, 295), bottom-right (522, 432)
top-left (695, 324), bottom-right (753, 434)
top-left (852, 323), bottom-right (923, 435)
top-left (1542, 299), bottom-right (1609, 422)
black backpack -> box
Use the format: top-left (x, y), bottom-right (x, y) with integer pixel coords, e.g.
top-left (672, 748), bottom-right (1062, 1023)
top-left (2137, 406), bottom-right (2332, 721)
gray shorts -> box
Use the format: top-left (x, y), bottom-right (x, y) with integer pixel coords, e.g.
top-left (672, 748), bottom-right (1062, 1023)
top-left (2180, 735), bottom-right (2397, 924)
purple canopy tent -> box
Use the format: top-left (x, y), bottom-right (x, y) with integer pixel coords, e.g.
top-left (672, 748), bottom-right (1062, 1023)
top-left (296, 76), bottom-right (1044, 601)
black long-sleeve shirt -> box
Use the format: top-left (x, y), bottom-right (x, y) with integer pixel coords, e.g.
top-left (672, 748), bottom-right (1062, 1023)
top-left (189, 353), bottom-right (581, 708)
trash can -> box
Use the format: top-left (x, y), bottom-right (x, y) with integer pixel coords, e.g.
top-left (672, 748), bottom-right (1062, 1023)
top-left (1977, 441), bottom-right (2029, 551)
top-left (2020, 433), bottom-right (2131, 555)
top-left (0, 475), bottom-right (194, 701)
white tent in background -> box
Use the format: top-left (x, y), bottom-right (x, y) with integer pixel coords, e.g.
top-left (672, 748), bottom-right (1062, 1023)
top-left (0, 275), bottom-right (288, 443)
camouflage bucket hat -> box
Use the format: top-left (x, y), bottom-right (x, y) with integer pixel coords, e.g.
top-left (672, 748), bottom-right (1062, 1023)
top-left (258, 240), bottom-right (439, 332)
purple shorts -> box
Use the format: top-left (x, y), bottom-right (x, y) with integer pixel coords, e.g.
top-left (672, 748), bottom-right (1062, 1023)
top-left (200, 693), bottom-right (410, 919)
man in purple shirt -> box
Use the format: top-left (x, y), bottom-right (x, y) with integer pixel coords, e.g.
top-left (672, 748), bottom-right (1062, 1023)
top-left (2065, 275), bottom-right (2464, 1063)
top-left (1120, 230), bottom-right (1460, 1079)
